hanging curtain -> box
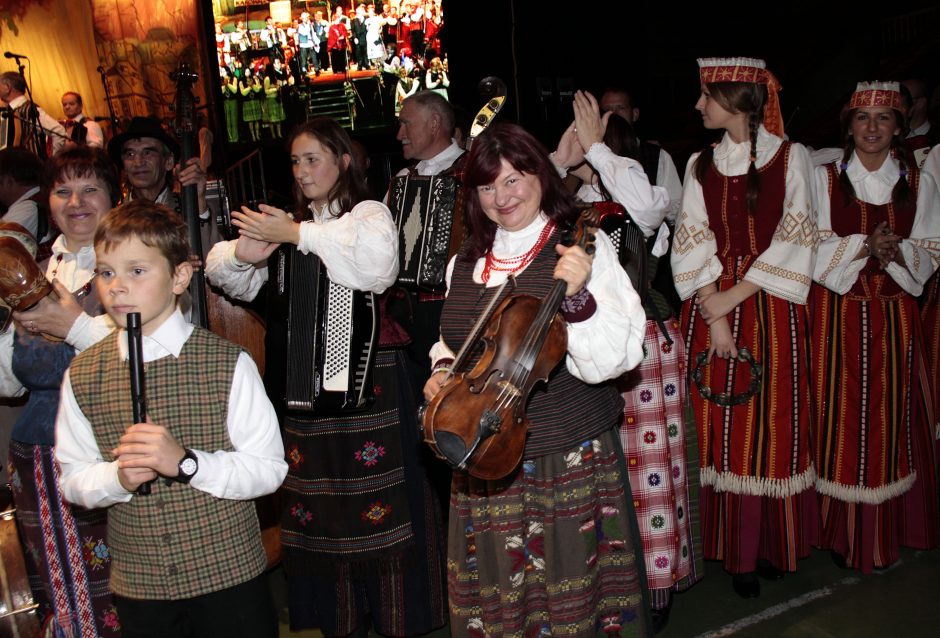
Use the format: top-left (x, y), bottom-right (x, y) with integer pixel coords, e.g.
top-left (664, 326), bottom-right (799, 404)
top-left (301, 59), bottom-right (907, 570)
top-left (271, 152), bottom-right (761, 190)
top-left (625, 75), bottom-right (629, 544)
top-left (0, 1), bottom-right (104, 124)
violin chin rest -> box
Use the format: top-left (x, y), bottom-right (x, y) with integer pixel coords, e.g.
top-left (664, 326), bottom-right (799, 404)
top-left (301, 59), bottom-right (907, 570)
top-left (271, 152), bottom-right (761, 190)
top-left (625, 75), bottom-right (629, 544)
top-left (433, 430), bottom-right (469, 468)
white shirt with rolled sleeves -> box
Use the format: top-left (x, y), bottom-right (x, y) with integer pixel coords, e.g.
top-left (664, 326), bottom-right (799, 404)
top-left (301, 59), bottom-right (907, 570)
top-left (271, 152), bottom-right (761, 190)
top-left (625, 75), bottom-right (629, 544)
top-left (652, 145), bottom-right (683, 225)
top-left (205, 199), bottom-right (399, 300)
top-left (573, 141), bottom-right (672, 257)
top-left (55, 309), bottom-right (287, 508)
top-left (428, 213), bottom-right (646, 385)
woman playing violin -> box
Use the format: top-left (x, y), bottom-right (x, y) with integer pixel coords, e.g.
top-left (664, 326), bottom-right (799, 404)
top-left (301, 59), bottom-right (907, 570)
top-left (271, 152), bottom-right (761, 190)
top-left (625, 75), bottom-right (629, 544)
top-left (423, 122), bottom-right (651, 637)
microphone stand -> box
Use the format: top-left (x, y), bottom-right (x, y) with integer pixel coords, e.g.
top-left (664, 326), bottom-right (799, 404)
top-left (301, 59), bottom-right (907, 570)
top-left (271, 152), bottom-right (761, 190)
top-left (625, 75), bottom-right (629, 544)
top-left (96, 65), bottom-right (121, 133)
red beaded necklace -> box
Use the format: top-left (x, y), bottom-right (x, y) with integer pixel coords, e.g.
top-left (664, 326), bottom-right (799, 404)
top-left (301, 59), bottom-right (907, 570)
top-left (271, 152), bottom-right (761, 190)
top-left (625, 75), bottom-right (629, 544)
top-left (481, 221), bottom-right (556, 284)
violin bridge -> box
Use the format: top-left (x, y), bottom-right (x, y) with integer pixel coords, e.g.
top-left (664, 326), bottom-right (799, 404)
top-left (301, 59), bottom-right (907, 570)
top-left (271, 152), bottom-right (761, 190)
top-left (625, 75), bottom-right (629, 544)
top-left (496, 380), bottom-right (522, 398)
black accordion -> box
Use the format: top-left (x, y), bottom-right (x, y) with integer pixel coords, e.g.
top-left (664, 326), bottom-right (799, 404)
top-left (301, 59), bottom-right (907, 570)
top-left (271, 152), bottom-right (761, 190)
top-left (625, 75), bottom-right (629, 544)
top-left (388, 174), bottom-right (461, 291)
top-left (275, 248), bottom-right (379, 414)
top-left (592, 201), bottom-right (651, 302)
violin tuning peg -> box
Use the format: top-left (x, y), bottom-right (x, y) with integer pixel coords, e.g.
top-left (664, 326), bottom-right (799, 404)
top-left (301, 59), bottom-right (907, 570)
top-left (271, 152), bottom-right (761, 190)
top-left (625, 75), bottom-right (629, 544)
top-left (586, 245), bottom-right (596, 256)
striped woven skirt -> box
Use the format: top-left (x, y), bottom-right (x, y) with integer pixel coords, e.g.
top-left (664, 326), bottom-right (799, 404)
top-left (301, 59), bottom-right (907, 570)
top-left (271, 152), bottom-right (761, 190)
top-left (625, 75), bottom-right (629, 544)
top-left (682, 281), bottom-right (818, 573)
top-left (448, 428), bottom-right (651, 638)
top-left (618, 318), bottom-right (702, 607)
top-left (281, 350), bottom-right (447, 636)
top-left (919, 272), bottom-right (940, 468)
top-left (9, 440), bottom-right (119, 637)
top-left (811, 285), bottom-right (938, 572)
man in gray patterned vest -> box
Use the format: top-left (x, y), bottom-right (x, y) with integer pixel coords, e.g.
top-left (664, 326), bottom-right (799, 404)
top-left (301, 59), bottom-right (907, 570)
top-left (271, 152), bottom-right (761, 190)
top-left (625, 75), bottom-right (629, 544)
top-left (56, 201), bottom-right (287, 638)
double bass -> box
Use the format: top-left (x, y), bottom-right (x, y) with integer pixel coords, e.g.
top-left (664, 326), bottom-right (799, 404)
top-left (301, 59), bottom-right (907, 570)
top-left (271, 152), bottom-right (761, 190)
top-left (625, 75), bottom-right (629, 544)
top-left (421, 209), bottom-right (613, 480)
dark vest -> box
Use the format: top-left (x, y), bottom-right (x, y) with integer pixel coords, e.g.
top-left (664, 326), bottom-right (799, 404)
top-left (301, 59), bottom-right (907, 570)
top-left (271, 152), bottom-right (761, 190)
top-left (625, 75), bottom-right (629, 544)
top-left (824, 161), bottom-right (920, 299)
top-left (12, 101), bottom-right (48, 160)
top-left (702, 142), bottom-right (790, 275)
top-left (69, 327), bottom-right (267, 599)
top-left (64, 117), bottom-right (89, 145)
top-left (637, 140), bottom-right (661, 185)
top-left (440, 231), bottom-right (624, 458)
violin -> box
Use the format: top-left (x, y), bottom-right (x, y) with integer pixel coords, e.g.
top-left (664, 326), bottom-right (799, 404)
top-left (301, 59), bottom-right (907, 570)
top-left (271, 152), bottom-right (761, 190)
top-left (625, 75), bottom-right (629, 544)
top-left (421, 207), bottom-right (614, 480)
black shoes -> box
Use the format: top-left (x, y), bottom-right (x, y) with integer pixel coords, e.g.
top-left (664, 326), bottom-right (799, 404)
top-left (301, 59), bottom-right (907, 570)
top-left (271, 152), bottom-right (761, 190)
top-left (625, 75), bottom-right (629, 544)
top-left (756, 559), bottom-right (785, 581)
top-left (831, 550), bottom-right (849, 569)
top-left (732, 572), bottom-right (761, 598)
top-left (651, 599), bottom-right (672, 634)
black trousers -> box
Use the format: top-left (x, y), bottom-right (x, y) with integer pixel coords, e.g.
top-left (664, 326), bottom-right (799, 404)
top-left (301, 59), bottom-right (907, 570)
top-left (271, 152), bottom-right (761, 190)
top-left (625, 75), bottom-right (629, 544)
top-left (114, 574), bottom-right (277, 638)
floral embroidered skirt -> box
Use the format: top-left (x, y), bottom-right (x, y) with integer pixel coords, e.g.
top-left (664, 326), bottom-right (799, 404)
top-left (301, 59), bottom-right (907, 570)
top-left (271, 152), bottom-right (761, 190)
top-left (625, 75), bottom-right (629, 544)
top-left (281, 350), bottom-right (447, 636)
top-left (9, 440), bottom-right (119, 637)
top-left (618, 318), bottom-right (703, 607)
top-left (448, 429), bottom-right (650, 638)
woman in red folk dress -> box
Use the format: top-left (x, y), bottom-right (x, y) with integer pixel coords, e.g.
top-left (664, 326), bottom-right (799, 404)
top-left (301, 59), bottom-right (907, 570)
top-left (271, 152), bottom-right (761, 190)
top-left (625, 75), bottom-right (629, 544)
top-left (671, 57), bottom-right (818, 599)
top-left (811, 81), bottom-right (940, 573)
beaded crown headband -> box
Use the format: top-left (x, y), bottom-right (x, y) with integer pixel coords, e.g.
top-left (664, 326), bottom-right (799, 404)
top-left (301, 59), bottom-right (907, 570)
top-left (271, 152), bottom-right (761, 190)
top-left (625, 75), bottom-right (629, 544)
top-left (697, 57), bottom-right (784, 138)
top-left (849, 81), bottom-right (905, 113)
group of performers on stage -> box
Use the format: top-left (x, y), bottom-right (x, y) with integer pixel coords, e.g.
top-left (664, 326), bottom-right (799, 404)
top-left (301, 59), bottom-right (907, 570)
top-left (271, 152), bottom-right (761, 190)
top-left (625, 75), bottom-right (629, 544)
top-left (216, 2), bottom-right (447, 143)
top-left (1, 53), bottom-right (939, 638)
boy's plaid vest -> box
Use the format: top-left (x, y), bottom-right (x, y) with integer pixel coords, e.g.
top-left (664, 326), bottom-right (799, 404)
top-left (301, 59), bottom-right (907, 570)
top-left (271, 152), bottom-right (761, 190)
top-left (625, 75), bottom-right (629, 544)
top-left (70, 327), bottom-right (267, 599)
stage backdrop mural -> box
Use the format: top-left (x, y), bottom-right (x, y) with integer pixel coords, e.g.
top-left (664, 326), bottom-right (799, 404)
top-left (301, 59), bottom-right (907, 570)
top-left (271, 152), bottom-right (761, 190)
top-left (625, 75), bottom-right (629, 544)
top-left (92, 0), bottom-right (208, 128)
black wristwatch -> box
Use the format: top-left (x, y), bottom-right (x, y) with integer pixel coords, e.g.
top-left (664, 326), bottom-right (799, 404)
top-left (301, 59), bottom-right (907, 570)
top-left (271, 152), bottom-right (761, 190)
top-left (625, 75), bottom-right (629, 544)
top-left (176, 449), bottom-right (198, 484)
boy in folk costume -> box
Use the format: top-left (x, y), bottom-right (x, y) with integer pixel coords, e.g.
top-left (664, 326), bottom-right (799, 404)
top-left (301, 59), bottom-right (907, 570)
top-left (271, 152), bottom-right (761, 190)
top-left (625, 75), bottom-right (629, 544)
top-left (55, 201), bottom-right (287, 637)
top-left (671, 57), bottom-right (819, 598)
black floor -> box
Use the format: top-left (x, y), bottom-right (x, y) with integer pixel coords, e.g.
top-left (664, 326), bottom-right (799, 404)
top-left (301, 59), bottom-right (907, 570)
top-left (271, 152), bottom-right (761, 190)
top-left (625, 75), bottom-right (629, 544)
top-left (271, 544), bottom-right (940, 637)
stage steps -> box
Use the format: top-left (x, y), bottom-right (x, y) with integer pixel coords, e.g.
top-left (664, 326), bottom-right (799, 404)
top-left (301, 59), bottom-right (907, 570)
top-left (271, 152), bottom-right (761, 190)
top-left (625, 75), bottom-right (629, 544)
top-left (302, 83), bottom-right (354, 130)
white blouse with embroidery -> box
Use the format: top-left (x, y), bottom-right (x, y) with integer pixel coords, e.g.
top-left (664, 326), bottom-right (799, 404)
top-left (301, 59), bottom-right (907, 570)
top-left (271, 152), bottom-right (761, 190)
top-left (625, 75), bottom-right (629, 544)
top-left (814, 152), bottom-right (940, 296)
top-left (670, 125), bottom-right (817, 304)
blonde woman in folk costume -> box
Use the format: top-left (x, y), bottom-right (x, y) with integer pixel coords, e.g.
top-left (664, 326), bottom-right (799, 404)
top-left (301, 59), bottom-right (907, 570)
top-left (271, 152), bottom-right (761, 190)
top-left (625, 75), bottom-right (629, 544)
top-left (811, 81), bottom-right (940, 573)
top-left (671, 57), bottom-right (818, 599)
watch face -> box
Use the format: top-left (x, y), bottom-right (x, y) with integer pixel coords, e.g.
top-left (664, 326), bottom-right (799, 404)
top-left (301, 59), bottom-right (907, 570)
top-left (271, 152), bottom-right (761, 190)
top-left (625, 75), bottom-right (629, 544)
top-left (180, 457), bottom-right (198, 476)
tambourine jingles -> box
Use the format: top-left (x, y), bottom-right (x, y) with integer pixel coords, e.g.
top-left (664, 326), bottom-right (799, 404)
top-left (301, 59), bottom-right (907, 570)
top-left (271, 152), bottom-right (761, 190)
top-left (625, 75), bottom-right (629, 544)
top-left (691, 347), bottom-right (762, 407)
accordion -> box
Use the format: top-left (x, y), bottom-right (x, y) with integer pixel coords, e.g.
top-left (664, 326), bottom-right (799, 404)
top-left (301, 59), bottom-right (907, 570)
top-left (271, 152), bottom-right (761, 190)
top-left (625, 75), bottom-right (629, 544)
top-left (388, 174), bottom-right (462, 291)
top-left (592, 201), bottom-right (650, 302)
top-left (276, 248), bottom-right (379, 414)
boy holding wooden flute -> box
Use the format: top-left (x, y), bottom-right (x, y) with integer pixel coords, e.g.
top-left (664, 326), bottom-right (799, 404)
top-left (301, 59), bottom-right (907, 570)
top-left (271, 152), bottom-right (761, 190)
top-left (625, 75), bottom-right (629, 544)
top-left (55, 200), bottom-right (287, 637)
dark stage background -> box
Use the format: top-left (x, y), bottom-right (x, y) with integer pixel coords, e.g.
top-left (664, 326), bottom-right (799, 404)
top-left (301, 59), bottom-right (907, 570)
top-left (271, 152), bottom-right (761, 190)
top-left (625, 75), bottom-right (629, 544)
top-left (440, 0), bottom-right (939, 171)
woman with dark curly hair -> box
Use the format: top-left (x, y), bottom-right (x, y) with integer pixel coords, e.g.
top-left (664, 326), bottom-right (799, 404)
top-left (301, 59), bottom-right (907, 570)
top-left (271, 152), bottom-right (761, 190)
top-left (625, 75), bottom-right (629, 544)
top-left (424, 122), bottom-right (650, 637)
